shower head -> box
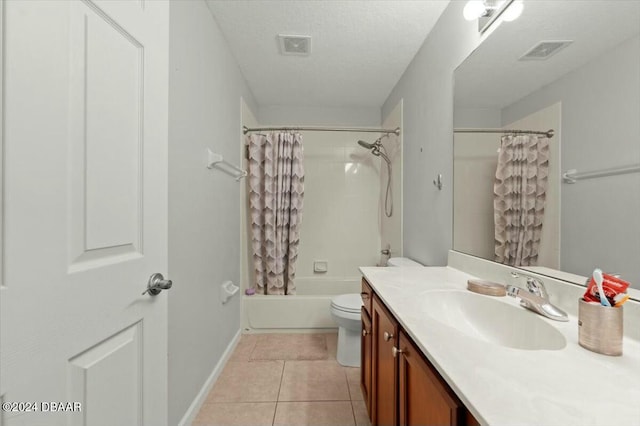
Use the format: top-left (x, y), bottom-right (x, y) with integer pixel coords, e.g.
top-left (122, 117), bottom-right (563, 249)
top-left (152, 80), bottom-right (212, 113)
top-left (357, 138), bottom-right (391, 165)
top-left (357, 140), bottom-right (376, 149)
top-left (356, 136), bottom-right (394, 217)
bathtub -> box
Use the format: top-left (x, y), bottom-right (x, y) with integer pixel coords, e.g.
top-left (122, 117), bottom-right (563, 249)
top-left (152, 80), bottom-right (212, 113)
top-left (241, 277), bottom-right (361, 332)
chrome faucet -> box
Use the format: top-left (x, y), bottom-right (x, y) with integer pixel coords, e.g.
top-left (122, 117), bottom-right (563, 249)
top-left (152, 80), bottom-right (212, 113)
top-left (506, 273), bottom-right (568, 322)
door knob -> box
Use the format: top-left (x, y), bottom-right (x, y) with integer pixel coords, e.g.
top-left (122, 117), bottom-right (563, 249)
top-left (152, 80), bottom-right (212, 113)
top-left (362, 329), bottom-right (369, 337)
top-left (392, 346), bottom-right (403, 358)
top-left (143, 273), bottom-right (173, 296)
top-left (383, 331), bottom-right (394, 341)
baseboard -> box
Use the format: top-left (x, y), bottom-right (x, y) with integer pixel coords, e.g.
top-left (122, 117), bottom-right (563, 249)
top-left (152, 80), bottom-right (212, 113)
top-left (243, 327), bottom-right (337, 334)
top-left (178, 329), bottom-right (242, 426)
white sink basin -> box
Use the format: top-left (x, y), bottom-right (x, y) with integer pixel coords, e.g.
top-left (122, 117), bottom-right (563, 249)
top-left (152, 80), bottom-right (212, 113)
top-left (419, 290), bottom-right (566, 350)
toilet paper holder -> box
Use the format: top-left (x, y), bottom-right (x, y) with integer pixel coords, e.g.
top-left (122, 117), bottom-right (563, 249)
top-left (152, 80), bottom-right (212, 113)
top-left (221, 281), bottom-right (240, 305)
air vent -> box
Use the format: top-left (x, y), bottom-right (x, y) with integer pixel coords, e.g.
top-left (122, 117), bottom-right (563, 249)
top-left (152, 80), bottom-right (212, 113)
top-left (278, 35), bottom-right (311, 56)
top-left (519, 40), bottom-right (573, 61)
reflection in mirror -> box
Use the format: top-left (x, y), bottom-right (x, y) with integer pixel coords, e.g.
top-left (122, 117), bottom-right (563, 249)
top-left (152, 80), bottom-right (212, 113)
top-left (453, 1), bottom-right (640, 290)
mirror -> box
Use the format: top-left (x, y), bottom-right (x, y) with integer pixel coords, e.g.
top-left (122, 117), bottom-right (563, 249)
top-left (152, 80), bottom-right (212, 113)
top-left (453, 1), bottom-right (640, 290)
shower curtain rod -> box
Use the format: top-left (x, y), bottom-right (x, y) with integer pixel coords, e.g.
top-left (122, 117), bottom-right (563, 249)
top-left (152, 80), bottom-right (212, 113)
top-left (454, 128), bottom-right (555, 138)
top-left (242, 125), bottom-right (401, 136)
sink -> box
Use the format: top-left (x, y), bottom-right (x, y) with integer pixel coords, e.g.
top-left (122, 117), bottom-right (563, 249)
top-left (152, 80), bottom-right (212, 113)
top-left (418, 290), bottom-right (566, 350)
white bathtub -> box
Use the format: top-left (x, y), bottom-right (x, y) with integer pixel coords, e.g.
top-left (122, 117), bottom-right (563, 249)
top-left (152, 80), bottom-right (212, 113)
top-left (241, 277), bottom-right (361, 333)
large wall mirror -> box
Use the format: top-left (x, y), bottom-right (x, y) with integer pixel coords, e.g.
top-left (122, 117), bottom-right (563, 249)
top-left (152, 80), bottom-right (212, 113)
top-left (453, 1), bottom-right (640, 290)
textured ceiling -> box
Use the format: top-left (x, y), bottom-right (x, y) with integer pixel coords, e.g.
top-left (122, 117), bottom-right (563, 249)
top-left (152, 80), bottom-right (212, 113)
top-left (455, 1), bottom-right (640, 109)
top-left (206, 0), bottom-right (450, 108)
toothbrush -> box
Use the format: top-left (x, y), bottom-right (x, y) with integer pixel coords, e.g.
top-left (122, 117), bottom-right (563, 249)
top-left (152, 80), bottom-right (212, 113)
top-left (614, 293), bottom-right (630, 307)
top-left (593, 268), bottom-right (611, 307)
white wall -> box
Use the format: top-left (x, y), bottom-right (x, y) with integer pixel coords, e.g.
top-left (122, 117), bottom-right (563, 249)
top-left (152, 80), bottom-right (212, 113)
top-left (382, 2), bottom-right (483, 266)
top-left (297, 130), bottom-right (381, 279)
top-left (381, 100), bottom-right (404, 261)
top-left (454, 107), bottom-right (501, 128)
top-left (502, 35), bottom-right (640, 283)
top-left (452, 107), bottom-right (501, 260)
top-left (259, 105), bottom-right (380, 127)
top-left (168, 1), bottom-right (258, 424)
top-left (453, 133), bottom-right (499, 259)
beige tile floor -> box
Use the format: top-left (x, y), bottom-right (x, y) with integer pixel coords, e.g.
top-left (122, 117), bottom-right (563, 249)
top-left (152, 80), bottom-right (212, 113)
top-left (193, 333), bottom-right (371, 426)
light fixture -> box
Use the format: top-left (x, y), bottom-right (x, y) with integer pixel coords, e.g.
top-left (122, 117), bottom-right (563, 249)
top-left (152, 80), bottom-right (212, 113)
top-left (463, 0), bottom-right (489, 21)
top-left (463, 0), bottom-right (523, 33)
top-left (502, 0), bottom-right (524, 22)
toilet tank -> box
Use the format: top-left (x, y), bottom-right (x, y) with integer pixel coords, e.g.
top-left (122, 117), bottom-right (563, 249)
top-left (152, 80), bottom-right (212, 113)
top-left (387, 257), bottom-right (423, 267)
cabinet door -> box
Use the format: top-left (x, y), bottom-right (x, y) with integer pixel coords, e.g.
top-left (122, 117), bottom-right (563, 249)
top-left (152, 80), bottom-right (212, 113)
top-left (361, 307), bottom-right (373, 418)
top-left (362, 278), bottom-right (373, 316)
top-left (398, 332), bottom-right (462, 426)
top-left (372, 296), bottom-right (398, 426)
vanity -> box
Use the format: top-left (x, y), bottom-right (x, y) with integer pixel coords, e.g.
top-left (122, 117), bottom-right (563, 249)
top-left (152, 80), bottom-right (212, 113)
top-left (360, 2), bottom-right (640, 423)
top-left (359, 257), bottom-right (640, 426)
top-left (361, 275), bottom-right (480, 426)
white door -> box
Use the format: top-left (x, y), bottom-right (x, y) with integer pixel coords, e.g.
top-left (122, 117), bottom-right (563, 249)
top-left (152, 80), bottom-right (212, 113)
top-left (0, 1), bottom-right (169, 425)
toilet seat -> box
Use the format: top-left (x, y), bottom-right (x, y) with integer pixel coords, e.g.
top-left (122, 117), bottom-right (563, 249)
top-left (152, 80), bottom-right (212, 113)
top-left (330, 293), bottom-right (362, 314)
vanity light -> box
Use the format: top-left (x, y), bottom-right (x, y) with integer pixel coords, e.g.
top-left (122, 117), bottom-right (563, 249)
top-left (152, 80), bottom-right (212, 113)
top-left (463, 0), bottom-right (490, 21)
top-left (502, 0), bottom-right (524, 22)
top-left (463, 0), bottom-right (521, 33)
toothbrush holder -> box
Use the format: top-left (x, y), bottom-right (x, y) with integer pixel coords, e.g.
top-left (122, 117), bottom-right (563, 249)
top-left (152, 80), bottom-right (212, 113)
top-left (578, 298), bottom-right (623, 356)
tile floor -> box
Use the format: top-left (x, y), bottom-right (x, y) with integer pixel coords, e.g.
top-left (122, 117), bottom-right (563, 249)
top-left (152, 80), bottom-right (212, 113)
top-left (193, 333), bottom-right (371, 426)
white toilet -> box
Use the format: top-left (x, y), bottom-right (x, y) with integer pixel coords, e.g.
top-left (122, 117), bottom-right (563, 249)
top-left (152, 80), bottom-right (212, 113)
top-left (330, 293), bottom-right (363, 367)
top-left (330, 257), bottom-right (423, 367)
top-left (386, 257), bottom-right (423, 268)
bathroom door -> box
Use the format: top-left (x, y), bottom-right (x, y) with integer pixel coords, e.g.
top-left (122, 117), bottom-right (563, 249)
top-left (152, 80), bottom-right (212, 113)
top-left (0, 1), bottom-right (169, 425)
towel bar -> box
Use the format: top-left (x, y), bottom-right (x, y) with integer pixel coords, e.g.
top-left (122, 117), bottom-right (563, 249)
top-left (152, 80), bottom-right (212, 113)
top-left (207, 149), bottom-right (247, 181)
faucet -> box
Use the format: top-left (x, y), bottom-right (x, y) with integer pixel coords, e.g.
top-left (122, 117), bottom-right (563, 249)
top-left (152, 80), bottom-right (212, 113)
top-left (506, 273), bottom-right (568, 322)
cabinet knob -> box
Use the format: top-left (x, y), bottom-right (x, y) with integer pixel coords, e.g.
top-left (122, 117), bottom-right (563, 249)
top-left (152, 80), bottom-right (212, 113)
top-left (383, 331), bottom-right (394, 342)
top-left (392, 346), bottom-right (403, 358)
top-left (362, 329), bottom-right (369, 337)
top-left (360, 292), bottom-right (370, 300)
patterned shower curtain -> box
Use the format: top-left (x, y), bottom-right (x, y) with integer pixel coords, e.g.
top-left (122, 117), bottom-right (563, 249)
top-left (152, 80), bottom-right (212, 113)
top-left (247, 132), bottom-right (304, 295)
top-left (494, 134), bottom-right (549, 266)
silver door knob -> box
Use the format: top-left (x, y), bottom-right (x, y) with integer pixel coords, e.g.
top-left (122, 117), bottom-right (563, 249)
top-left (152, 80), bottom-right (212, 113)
top-left (362, 329), bottom-right (369, 337)
top-left (143, 273), bottom-right (173, 296)
top-left (392, 346), bottom-right (403, 358)
top-left (383, 331), bottom-right (394, 341)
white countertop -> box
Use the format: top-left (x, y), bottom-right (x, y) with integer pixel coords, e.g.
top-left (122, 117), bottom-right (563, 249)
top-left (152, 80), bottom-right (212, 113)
top-left (360, 266), bottom-right (640, 426)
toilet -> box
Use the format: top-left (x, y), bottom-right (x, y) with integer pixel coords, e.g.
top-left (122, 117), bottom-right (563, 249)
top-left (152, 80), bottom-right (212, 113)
top-left (330, 293), bottom-right (363, 367)
top-left (386, 257), bottom-right (423, 267)
top-left (330, 257), bottom-right (423, 367)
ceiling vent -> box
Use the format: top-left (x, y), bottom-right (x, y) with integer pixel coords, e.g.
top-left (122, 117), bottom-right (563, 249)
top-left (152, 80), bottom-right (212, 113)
top-left (278, 35), bottom-right (311, 56)
top-left (519, 40), bottom-right (573, 61)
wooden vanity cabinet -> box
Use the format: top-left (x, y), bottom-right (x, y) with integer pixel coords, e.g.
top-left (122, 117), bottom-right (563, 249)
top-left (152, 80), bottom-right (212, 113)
top-left (361, 277), bottom-right (373, 315)
top-left (361, 278), bottom-right (480, 426)
top-left (361, 307), bottom-right (372, 417)
top-left (361, 279), bottom-right (373, 416)
top-left (372, 294), bottom-right (398, 426)
top-left (398, 331), bottom-right (463, 426)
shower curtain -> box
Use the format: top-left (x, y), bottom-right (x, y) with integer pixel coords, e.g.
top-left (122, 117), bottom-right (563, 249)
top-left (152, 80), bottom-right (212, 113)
top-left (494, 134), bottom-right (549, 266)
top-left (247, 132), bottom-right (304, 295)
